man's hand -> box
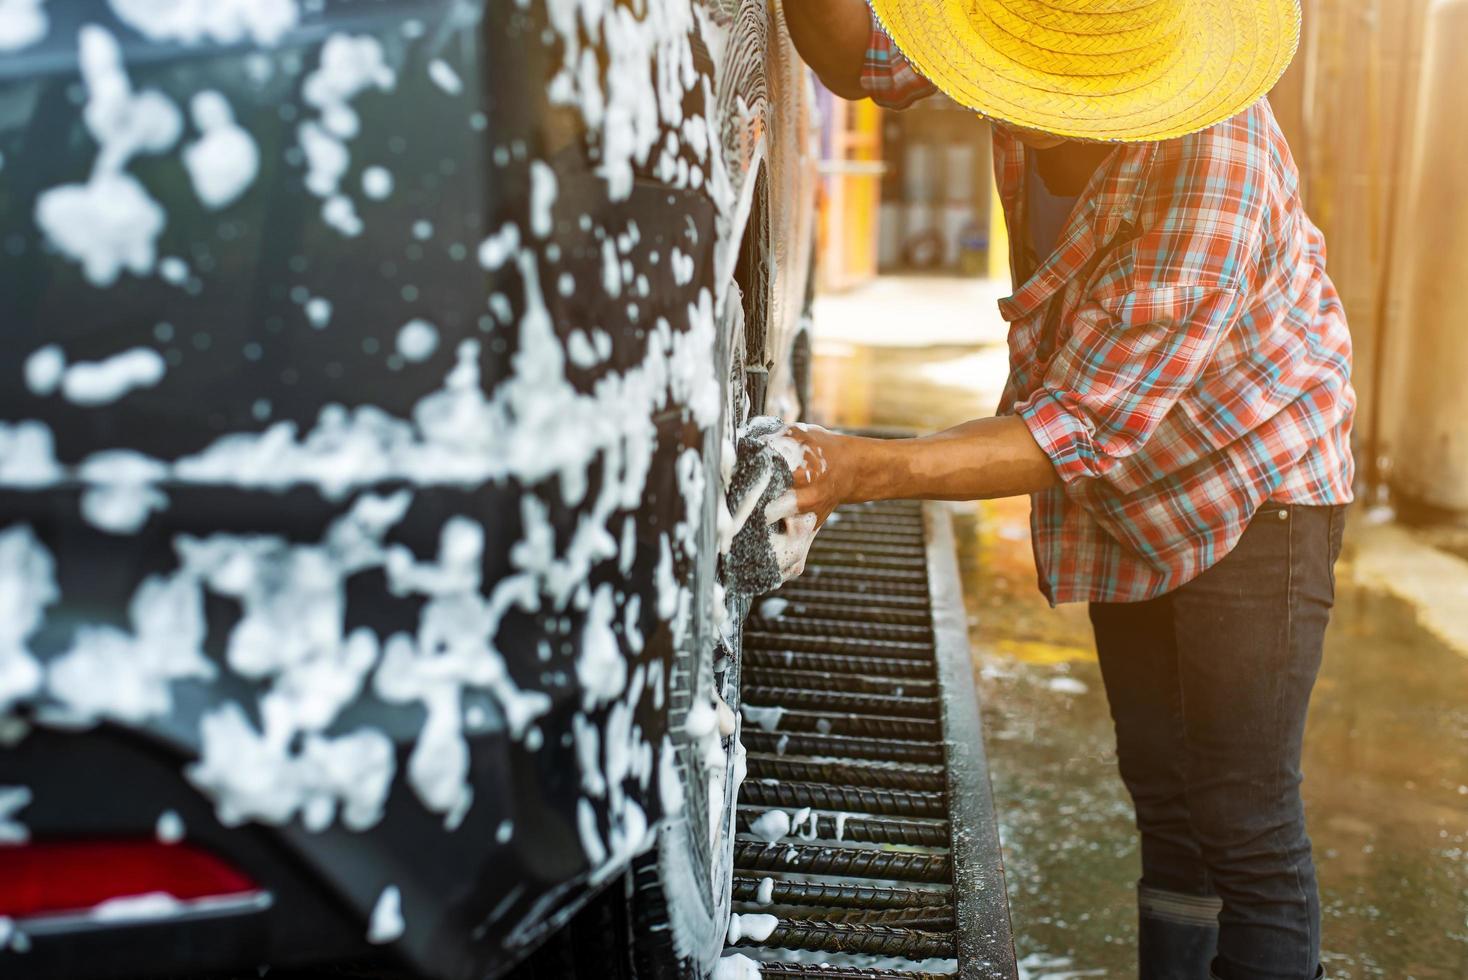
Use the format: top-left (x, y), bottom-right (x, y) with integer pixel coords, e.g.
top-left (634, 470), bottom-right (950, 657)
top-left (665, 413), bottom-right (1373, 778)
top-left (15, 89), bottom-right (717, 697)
top-left (781, 0), bottom-right (874, 100)
top-left (785, 424), bottom-right (865, 528)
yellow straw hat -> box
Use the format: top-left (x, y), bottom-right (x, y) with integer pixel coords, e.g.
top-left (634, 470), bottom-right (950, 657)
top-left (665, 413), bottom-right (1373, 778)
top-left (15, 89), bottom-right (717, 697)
top-left (867, 0), bottom-right (1302, 142)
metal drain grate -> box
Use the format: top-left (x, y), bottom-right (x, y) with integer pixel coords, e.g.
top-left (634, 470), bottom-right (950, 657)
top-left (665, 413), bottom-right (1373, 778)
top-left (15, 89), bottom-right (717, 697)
top-left (723, 501), bottom-right (1017, 979)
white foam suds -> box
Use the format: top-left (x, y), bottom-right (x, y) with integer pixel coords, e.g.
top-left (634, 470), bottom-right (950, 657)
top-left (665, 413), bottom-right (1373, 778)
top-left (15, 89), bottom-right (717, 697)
top-left (577, 796), bottom-right (607, 866)
top-left (0, 0), bottom-right (44, 51)
top-left (748, 808), bottom-right (789, 845)
top-left (0, 785), bottom-right (31, 843)
top-left (428, 58), bottom-right (463, 95)
top-left (740, 704), bottom-right (784, 733)
top-left (623, 593), bottom-right (644, 653)
top-left (189, 702), bottom-right (395, 830)
top-left (322, 194), bottom-right (363, 236)
top-left (371, 509), bottom-right (552, 821)
top-left (108, 0), bottom-right (300, 47)
top-left (183, 90), bottom-right (258, 210)
top-left (35, 26), bottom-right (180, 287)
top-left (657, 733), bottom-right (683, 815)
top-left (367, 885), bottom-right (404, 944)
top-left (0, 0), bottom-right (46, 53)
top-left (0, 526), bottom-right (58, 715)
top-left (362, 165), bottom-right (393, 200)
top-left (395, 319), bottom-right (439, 363)
top-left (722, 463), bottom-right (771, 555)
top-left (80, 480), bottom-right (169, 534)
top-left (574, 712), bottom-right (606, 796)
top-left (755, 876), bottom-right (774, 906)
top-left (23, 345), bottom-right (64, 397)
top-left (714, 690), bottom-right (736, 735)
top-left (61, 348), bottom-right (165, 406)
top-left (567, 330), bottom-right (600, 368)
top-left (654, 534), bottom-right (679, 618)
top-left (305, 297), bottom-right (333, 328)
top-left (34, 168), bottom-right (165, 287)
top-left (1047, 676), bottom-right (1089, 695)
top-left (297, 33), bottom-right (395, 233)
top-left (159, 256), bottom-right (188, 285)
top-left (155, 809), bottom-right (184, 843)
top-left (671, 247), bottom-right (694, 285)
top-left (791, 806), bottom-right (815, 840)
top-left (575, 586), bottom-right (628, 707)
top-left (684, 696), bottom-right (717, 739)
top-left (769, 507), bottom-right (818, 584)
top-left (477, 224), bottom-right (520, 270)
top-left (47, 554), bottom-right (213, 723)
top-left (726, 912), bottom-right (778, 945)
top-left (299, 121), bottom-right (348, 197)
top-left (529, 160), bottom-right (557, 238)
top-left (758, 597), bottom-right (788, 620)
top-left (713, 953), bottom-right (764, 980)
top-left (91, 892), bottom-right (184, 922)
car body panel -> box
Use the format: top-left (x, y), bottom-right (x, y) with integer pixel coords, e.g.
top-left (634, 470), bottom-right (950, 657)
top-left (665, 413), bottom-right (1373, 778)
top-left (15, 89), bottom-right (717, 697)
top-left (0, 1), bottom-right (815, 977)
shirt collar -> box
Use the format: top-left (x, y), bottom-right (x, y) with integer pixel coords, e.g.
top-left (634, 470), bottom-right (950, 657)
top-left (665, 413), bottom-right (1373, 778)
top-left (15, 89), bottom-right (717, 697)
top-left (994, 129), bottom-right (1157, 323)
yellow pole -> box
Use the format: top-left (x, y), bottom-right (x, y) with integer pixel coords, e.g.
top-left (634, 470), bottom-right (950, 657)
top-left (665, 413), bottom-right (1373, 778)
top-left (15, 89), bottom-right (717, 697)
top-left (986, 170), bottom-right (1009, 284)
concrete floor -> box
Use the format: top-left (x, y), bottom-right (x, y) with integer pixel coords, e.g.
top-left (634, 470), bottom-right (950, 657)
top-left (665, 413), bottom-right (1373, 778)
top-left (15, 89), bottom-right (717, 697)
top-left (808, 276), bottom-right (1468, 980)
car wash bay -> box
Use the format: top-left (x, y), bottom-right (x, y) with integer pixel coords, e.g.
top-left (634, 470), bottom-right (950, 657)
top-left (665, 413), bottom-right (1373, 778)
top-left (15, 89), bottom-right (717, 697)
top-left (800, 275), bottom-right (1468, 980)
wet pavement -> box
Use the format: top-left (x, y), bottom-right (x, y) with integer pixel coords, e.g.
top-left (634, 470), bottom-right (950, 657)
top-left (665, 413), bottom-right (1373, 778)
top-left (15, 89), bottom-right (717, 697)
top-left (808, 277), bottom-right (1468, 980)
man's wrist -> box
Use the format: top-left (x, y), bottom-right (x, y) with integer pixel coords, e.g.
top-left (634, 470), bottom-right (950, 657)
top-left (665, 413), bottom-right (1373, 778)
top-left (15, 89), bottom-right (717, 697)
top-left (845, 436), bottom-right (896, 505)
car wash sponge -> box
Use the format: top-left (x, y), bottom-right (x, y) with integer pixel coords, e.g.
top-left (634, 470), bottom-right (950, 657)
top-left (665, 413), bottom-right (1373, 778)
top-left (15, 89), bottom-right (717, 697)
top-left (722, 417), bottom-right (819, 598)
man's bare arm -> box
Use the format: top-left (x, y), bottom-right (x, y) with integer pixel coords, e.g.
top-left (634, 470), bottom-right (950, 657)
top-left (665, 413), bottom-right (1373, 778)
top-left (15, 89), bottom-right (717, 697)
top-left (781, 0), bottom-right (873, 100)
top-left (789, 417), bottom-right (1060, 526)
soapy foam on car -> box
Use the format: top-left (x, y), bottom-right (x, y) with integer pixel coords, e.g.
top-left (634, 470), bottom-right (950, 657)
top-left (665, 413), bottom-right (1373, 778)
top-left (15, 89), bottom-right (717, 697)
top-left (108, 0), bottom-right (300, 47)
top-left (367, 884), bottom-right (404, 943)
top-left (296, 34), bottom-right (395, 235)
top-left (60, 348), bottom-right (166, 407)
top-left (0, 527), bottom-right (57, 714)
top-left (0, 0), bottom-right (48, 52)
top-left (34, 27), bottom-right (179, 286)
top-left (2, 0), bottom-right (769, 947)
top-left (0, 786), bottom-right (31, 843)
top-left (183, 90), bottom-right (259, 209)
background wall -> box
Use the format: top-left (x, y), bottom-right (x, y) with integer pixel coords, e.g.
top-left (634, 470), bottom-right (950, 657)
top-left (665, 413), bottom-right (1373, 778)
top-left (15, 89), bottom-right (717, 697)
top-left (1271, 0), bottom-right (1468, 513)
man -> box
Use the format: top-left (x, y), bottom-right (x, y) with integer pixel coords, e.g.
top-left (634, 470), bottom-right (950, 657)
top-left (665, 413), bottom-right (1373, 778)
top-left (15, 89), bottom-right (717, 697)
top-left (779, 2), bottom-right (1354, 979)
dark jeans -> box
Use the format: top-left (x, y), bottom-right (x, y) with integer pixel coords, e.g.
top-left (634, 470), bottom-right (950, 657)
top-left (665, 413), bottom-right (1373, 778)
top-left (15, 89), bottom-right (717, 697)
top-left (1091, 503), bottom-right (1346, 980)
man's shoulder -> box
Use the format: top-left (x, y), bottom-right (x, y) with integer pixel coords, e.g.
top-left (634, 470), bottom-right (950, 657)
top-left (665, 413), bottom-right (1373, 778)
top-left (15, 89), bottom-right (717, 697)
top-left (1096, 104), bottom-right (1281, 294)
top-left (1153, 101), bottom-right (1282, 202)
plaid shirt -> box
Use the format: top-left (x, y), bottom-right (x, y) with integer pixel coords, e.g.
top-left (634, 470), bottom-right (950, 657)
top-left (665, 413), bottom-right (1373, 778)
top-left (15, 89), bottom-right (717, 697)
top-left (863, 26), bottom-right (1356, 605)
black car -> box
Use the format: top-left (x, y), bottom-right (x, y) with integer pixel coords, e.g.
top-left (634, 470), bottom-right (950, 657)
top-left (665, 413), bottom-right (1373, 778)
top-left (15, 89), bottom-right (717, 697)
top-left (0, 0), bottom-right (817, 977)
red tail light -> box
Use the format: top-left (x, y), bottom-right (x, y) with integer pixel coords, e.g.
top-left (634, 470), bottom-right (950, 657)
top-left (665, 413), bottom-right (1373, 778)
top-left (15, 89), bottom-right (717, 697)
top-left (0, 840), bottom-right (258, 919)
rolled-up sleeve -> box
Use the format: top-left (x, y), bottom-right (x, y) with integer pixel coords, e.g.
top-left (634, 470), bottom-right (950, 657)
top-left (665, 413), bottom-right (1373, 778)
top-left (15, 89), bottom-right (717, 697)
top-left (1016, 284), bottom-right (1245, 487)
top-left (861, 14), bottom-right (936, 109)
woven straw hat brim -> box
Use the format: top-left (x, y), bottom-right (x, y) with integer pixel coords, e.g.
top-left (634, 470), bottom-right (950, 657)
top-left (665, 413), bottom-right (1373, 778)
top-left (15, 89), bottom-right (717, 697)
top-left (868, 0), bottom-right (1302, 142)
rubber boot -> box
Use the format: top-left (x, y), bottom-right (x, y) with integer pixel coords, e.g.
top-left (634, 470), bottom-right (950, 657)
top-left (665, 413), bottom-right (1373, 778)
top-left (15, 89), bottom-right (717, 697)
top-left (1139, 886), bottom-right (1220, 980)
